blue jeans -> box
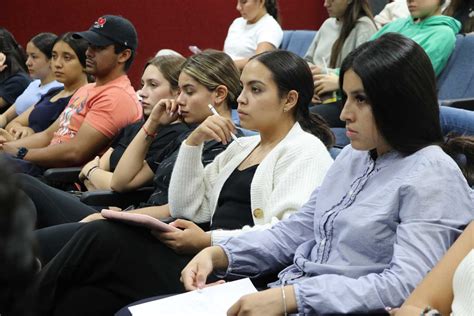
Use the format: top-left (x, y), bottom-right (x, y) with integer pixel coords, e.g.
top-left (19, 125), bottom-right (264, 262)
top-left (440, 106), bottom-right (474, 136)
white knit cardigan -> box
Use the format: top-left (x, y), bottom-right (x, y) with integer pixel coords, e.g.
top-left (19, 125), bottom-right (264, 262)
top-left (168, 123), bottom-right (334, 244)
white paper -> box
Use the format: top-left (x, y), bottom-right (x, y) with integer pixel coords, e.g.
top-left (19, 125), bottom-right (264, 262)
top-left (129, 278), bottom-right (258, 316)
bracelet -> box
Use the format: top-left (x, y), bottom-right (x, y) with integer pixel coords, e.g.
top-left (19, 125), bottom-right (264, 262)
top-left (86, 166), bottom-right (98, 179)
top-left (142, 125), bottom-right (157, 139)
top-left (420, 306), bottom-right (441, 316)
top-left (281, 284), bottom-right (288, 316)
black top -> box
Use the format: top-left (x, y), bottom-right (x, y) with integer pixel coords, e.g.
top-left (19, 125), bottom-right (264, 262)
top-left (109, 122), bottom-right (190, 171)
top-left (210, 164), bottom-right (258, 230)
top-left (142, 128), bottom-right (245, 207)
top-left (29, 87), bottom-right (70, 133)
top-left (0, 72), bottom-right (31, 106)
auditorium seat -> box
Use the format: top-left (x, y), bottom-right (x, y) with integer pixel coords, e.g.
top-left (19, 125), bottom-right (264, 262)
top-left (279, 30), bottom-right (317, 57)
top-left (438, 33), bottom-right (474, 110)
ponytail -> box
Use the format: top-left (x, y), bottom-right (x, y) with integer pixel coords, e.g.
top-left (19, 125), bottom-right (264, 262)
top-left (296, 105), bottom-right (335, 149)
top-left (442, 135), bottom-right (474, 187)
top-left (264, 0), bottom-right (280, 22)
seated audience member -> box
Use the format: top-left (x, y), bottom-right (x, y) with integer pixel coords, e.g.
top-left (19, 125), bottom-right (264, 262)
top-left (394, 221), bottom-right (473, 316)
top-left (32, 50), bottom-right (335, 315)
top-left (315, 0), bottom-right (462, 127)
top-left (374, 0), bottom-right (410, 27)
top-left (372, 0), bottom-right (460, 76)
top-left (0, 15), bottom-right (142, 176)
top-left (224, 0), bottom-right (283, 69)
top-left (304, 0), bottom-right (377, 127)
top-left (0, 27), bottom-right (31, 111)
top-left (20, 49), bottom-right (243, 259)
top-left (0, 33), bottom-right (88, 141)
top-left (0, 32), bottom-right (63, 128)
top-left (179, 34), bottom-right (474, 315)
top-left (79, 54), bottom-right (187, 191)
top-left (0, 156), bottom-right (37, 316)
top-left (443, 0), bottom-right (474, 33)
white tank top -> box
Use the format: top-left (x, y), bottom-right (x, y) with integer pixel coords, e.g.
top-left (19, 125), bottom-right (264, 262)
top-left (451, 249), bottom-right (473, 315)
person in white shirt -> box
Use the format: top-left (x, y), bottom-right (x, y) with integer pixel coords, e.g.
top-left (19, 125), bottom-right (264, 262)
top-left (374, 0), bottom-right (410, 27)
top-left (224, 0), bottom-right (283, 69)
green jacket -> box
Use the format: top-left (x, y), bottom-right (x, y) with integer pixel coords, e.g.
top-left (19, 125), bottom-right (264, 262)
top-left (371, 15), bottom-right (461, 76)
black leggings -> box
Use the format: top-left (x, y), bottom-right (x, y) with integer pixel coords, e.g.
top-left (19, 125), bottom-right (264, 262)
top-left (34, 220), bottom-right (194, 316)
top-left (16, 173), bottom-right (98, 263)
top-left (16, 173), bottom-right (97, 228)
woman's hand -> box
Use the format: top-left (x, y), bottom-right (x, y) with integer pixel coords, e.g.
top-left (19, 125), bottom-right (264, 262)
top-left (0, 53), bottom-right (7, 72)
top-left (153, 219), bottom-right (211, 254)
top-left (181, 246), bottom-right (229, 290)
top-left (148, 98), bottom-right (180, 126)
top-left (185, 115), bottom-right (236, 146)
top-left (314, 73), bottom-right (339, 95)
top-left (0, 128), bottom-right (14, 143)
top-left (79, 156), bottom-right (100, 182)
top-left (79, 212), bottom-right (105, 223)
top-left (227, 286), bottom-right (297, 316)
top-left (311, 92), bottom-right (322, 105)
top-left (310, 64), bottom-right (323, 78)
top-left (9, 126), bottom-right (35, 140)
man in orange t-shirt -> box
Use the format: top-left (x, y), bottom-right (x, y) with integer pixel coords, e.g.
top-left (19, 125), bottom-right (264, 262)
top-left (1, 15), bottom-right (142, 175)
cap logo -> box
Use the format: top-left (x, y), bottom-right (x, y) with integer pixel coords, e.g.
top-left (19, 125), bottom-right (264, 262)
top-left (93, 17), bottom-right (107, 28)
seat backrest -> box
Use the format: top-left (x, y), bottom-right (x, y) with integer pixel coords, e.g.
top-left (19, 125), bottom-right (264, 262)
top-left (280, 30), bottom-right (317, 57)
top-left (369, 0), bottom-right (390, 15)
top-left (438, 34), bottom-right (474, 101)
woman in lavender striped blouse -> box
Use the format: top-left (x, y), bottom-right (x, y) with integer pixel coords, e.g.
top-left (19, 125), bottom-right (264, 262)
top-left (181, 33), bottom-right (474, 315)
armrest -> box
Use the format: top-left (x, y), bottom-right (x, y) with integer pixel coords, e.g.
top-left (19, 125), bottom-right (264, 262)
top-left (43, 167), bottom-right (81, 182)
top-left (42, 167), bottom-right (82, 190)
top-left (80, 187), bottom-right (154, 208)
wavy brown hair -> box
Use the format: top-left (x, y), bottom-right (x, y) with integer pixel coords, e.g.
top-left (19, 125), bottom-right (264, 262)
top-left (329, 0), bottom-right (376, 68)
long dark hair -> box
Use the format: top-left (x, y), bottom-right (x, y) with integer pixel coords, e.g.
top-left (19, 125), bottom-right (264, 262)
top-left (251, 50), bottom-right (334, 148)
top-left (443, 0), bottom-right (474, 33)
top-left (30, 32), bottom-right (57, 60)
top-left (0, 27), bottom-right (28, 83)
top-left (330, 0), bottom-right (376, 68)
top-left (264, 0), bottom-right (280, 22)
top-left (340, 33), bottom-right (474, 185)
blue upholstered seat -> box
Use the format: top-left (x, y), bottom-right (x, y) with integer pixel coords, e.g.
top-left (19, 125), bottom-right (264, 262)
top-left (279, 30), bottom-right (317, 57)
top-left (438, 34), bottom-right (474, 102)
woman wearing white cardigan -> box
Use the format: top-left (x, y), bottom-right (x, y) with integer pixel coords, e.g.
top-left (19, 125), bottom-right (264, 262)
top-left (33, 50), bottom-right (334, 315)
top-left (169, 122), bottom-right (332, 245)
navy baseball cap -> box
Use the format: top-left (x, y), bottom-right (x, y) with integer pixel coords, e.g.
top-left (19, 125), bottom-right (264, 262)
top-left (73, 15), bottom-right (138, 50)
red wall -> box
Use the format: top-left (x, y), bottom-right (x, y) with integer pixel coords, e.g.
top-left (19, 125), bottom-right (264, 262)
top-left (1, 0), bottom-right (327, 88)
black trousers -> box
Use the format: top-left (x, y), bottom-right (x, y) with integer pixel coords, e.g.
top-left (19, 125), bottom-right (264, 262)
top-left (17, 173), bottom-right (97, 228)
top-left (34, 220), bottom-right (194, 316)
top-left (3, 154), bottom-right (46, 176)
top-left (16, 173), bottom-right (98, 263)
